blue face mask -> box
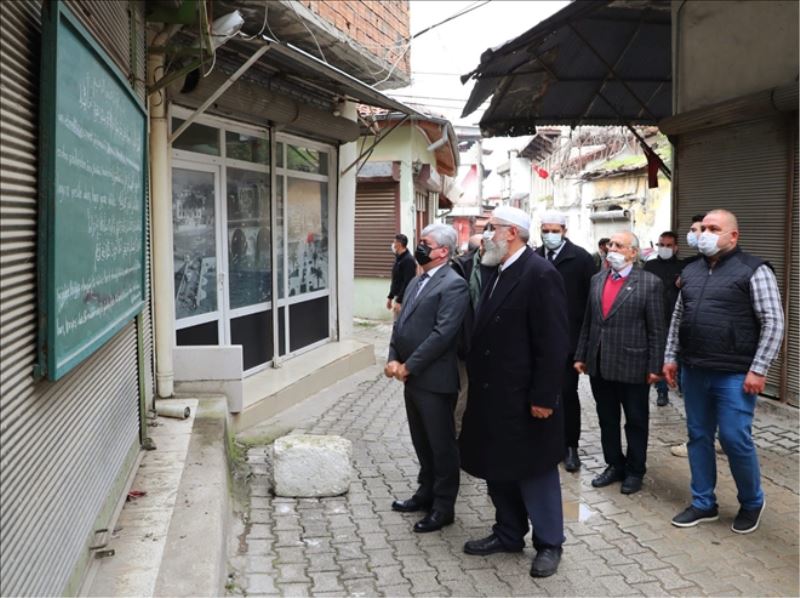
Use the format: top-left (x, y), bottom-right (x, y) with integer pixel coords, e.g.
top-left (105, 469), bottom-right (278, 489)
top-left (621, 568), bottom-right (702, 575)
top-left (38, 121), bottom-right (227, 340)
top-left (541, 232), bottom-right (563, 251)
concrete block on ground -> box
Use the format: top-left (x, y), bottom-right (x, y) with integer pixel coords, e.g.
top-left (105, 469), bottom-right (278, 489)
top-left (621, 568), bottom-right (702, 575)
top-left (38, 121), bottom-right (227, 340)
top-left (273, 434), bottom-right (353, 497)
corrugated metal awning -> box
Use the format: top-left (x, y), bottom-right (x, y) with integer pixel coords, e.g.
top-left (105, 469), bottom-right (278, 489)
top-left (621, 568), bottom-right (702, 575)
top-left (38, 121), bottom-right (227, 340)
top-left (461, 0), bottom-right (672, 137)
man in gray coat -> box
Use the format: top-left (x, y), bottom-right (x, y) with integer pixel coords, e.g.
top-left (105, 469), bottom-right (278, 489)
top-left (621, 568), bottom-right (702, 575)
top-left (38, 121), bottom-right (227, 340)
top-left (386, 223), bottom-right (469, 533)
top-left (574, 231), bottom-right (665, 495)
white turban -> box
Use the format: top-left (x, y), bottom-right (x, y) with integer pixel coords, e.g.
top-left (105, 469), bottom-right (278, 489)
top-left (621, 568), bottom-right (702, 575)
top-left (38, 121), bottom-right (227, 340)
top-left (492, 205), bottom-right (530, 231)
top-left (540, 209), bottom-right (567, 226)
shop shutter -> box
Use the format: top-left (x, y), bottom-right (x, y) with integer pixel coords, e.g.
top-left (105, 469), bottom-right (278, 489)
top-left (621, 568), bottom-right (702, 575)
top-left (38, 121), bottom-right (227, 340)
top-left (0, 2), bottom-right (149, 595)
top-left (355, 182), bottom-right (398, 278)
top-left (674, 116), bottom-right (798, 402)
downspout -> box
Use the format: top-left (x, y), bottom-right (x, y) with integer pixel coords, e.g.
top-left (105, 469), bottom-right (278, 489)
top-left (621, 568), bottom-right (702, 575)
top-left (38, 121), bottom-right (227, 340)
top-left (426, 123), bottom-right (448, 152)
top-left (778, 114), bottom-right (796, 403)
top-left (148, 25), bottom-right (180, 398)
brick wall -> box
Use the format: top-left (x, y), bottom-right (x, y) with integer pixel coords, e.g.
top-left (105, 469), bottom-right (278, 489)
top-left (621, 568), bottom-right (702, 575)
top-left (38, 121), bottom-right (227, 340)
top-left (300, 1), bottom-right (411, 78)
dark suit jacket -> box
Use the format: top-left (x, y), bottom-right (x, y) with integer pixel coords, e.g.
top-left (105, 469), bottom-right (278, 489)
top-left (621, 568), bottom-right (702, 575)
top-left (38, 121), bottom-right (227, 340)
top-left (574, 268), bottom-right (666, 385)
top-left (535, 239), bottom-right (595, 355)
top-left (388, 264), bottom-right (469, 394)
top-left (388, 249), bottom-right (417, 303)
top-left (459, 247), bottom-right (570, 481)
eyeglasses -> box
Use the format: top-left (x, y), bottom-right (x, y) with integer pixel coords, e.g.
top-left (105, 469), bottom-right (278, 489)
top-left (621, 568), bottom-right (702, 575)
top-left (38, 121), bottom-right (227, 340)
top-left (484, 223), bottom-right (513, 233)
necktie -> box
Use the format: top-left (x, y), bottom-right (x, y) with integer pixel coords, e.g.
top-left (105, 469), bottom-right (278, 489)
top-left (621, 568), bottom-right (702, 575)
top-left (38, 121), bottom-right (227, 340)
top-left (397, 273), bottom-right (428, 328)
top-left (547, 250), bottom-right (555, 262)
top-left (611, 271), bottom-right (622, 281)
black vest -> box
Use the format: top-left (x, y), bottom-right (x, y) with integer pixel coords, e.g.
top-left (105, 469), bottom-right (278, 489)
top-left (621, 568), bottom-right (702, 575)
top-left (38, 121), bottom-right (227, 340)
top-left (678, 247), bottom-right (766, 372)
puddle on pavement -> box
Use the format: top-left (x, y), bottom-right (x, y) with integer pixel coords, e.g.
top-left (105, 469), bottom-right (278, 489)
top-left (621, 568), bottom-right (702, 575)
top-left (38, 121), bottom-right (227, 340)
top-left (563, 500), bottom-right (595, 522)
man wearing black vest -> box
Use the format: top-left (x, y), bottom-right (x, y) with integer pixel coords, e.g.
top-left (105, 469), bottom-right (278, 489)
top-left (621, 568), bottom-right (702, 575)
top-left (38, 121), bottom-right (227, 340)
top-left (534, 210), bottom-right (594, 472)
top-left (665, 210), bottom-right (784, 534)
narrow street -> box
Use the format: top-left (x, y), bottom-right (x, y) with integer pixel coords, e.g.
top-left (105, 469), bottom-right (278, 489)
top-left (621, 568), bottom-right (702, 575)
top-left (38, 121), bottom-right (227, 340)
top-left (227, 321), bottom-right (799, 597)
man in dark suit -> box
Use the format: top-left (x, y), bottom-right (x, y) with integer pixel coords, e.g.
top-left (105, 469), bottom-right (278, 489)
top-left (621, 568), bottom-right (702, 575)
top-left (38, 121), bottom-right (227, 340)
top-left (460, 206), bottom-right (570, 578)
top-left (387, 233), bottom-right (417, 317)
top-left (644, 230), bottom-right (683, 406)
top-left (574, 231), bottom-right (665, 495)
top-left (386, 223), bottom-right (469, 533)
top-left (535, 210), bottom-right (595, 472)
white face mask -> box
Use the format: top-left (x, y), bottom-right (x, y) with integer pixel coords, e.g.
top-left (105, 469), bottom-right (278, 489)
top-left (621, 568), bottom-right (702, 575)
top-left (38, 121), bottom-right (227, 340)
top-left (697, 231), bottom-right (721, 256)
top-left (541, 232), bottom-right (563, 251)
top-left (686, 231), bottom-right (699, 249)
top-left (606, 251), bottom-right (628, 271)
top-left (657, 246), bottom-right (674, 260)
top-left (390, 243), bottom-right (397, 255)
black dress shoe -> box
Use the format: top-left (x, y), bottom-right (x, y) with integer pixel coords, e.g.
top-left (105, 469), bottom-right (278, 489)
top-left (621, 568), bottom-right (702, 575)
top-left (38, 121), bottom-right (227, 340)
top-left (530, 547), bottom-right (562, 578)
top-left (591, 465), bottom-right (625, 488)
top-left (391, 496), bottom-right (432, 513)
top-left (463, 533), bottom-right (523, 555)
top-left (621, 476), bottom-right (643, 494)
top-left (564, 446), bottom-right (581, 472)
top-left (413, 510), bottom-right (454, 533)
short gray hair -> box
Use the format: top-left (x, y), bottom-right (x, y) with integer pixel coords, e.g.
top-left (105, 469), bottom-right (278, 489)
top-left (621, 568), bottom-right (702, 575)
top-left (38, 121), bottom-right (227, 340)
top-left (421, 223), bottom-right (457, 258)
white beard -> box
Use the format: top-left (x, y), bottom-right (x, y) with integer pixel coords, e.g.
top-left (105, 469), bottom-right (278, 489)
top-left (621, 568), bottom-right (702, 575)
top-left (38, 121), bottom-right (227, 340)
top-left (481, 237), bottom-right (507, 266)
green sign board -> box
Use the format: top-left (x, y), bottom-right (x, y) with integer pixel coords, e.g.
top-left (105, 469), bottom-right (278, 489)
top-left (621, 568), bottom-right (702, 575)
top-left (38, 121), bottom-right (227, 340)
top-left (37, 1), bottom-right (147, 380)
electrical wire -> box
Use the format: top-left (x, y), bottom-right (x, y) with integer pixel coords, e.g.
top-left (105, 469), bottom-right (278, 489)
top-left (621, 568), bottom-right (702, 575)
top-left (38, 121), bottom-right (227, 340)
top-left (238, 0), bottom-right (269, 41)
top-left (290, 1), bottom-right (327, 63)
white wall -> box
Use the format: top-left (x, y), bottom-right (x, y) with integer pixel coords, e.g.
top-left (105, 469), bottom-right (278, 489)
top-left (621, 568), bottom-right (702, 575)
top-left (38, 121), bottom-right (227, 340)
top-left (673, 0), bottom-right (799, 111)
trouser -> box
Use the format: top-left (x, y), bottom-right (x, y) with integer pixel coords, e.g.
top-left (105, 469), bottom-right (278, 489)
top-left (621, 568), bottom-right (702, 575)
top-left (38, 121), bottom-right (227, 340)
top-left (404, 387), bottom-right (460, 515)
top-left (682, 366), bottom-right (763, 511)
top-left (589, 374), bottom-right (650, 478)
top-left (487, 468), bottom-right (564, 550)
top-left (562, 357), bottom-right (580, 448)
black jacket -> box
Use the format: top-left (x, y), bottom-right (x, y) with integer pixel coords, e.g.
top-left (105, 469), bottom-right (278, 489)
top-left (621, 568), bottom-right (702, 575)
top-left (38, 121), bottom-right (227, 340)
top-left (459, 248), bottom-right (570, 481)
top-left (644, 256), bottom-right (684, 327)
top-left (679, 248), bottom-right (766, 372)
top-left (388, 249), bottom-right (417, 303)
top-left (535, 239), bottom-right (594, 355)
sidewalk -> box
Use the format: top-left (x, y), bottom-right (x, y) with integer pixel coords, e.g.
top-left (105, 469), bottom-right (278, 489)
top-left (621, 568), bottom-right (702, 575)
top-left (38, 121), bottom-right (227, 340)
top-left (227, 321), bottom-right (799, 597)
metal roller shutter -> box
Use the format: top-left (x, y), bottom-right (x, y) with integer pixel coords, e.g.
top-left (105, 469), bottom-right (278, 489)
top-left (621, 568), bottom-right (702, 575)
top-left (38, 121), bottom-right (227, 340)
top-left (0, 1), bottom-right (148, 595)
top-left (674, 116), bottom-right (798, 402)
top-left (355, 182), bottom-right (399, 278)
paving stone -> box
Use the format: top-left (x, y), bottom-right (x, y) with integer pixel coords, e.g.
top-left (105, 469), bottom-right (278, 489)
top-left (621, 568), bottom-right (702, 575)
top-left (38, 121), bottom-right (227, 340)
top-left (229, 334), bottom-right (800, 598)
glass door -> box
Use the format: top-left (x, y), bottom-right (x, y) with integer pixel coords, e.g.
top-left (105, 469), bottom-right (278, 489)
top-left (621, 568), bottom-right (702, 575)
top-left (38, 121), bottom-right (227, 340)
top-left (223, 128), bottom-right (274, 372)
top-left (275, 137), bottom-right (335, 355)
top-left (172, 162), bottom-right (224, 345)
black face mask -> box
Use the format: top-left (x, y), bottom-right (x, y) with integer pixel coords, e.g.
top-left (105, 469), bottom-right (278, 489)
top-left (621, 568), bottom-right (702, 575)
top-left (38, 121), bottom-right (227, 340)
top-left (414, 242), bottom-right (433, 265)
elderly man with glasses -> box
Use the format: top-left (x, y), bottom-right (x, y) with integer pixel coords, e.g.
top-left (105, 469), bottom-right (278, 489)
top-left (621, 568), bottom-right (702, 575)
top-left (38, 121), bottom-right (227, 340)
top-left (574, 231), bottom-right (665, 496)
top-left (459, 205), bottom-right (570, 578)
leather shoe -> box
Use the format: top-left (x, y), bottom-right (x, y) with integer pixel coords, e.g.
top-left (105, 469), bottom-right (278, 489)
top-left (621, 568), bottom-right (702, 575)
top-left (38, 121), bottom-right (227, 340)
top-left (413, 510), bottom-right (454, 533)
top-left (463, 533), bottom-right (523, 556)
top-left (620, 476), bottom-right (643, 494)
top-left (391, 496), bottom-right (432, 513)
top-left (591, 465), bottom-right (625, 488)
top-left (564, 446), bottom-right (581, 472)
top-left (530, 547), bottom-right (562, 578)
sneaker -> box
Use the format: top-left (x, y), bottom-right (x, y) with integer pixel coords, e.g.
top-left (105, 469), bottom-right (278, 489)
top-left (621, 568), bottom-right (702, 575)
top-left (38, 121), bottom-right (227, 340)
top-left (732, 499), bottom-right (765, 534)
top-left (671, 505), bottom-right (719, 527)
top-left (656, 392), bottom-right (669, 406)
top-left (670, 442), bottom-right (688, 458)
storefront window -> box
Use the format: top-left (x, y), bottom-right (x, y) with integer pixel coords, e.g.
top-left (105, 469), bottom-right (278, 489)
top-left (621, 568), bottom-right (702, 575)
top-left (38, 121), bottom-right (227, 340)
top-left (172, 118), bottom-right (220, 156)
top-left (286, 177), bottom-right (329, 296)
top-left (226, 131), bottom-right (269, 164)
top-left (226, 168), bottom-right (271, 309)
top-left (172, 168), bottom-right (217, 319)
top-left (287, 144), bottom-right (328, 174)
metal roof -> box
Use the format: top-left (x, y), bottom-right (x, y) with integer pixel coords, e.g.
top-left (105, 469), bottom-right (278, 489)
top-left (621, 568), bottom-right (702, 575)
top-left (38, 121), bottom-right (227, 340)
top-left (461, 0), bottom-right (672, 137)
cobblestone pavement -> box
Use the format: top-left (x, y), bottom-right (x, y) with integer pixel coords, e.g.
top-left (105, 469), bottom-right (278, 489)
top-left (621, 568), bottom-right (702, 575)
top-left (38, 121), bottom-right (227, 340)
top-left (227, 322), bottom-right (799, 597)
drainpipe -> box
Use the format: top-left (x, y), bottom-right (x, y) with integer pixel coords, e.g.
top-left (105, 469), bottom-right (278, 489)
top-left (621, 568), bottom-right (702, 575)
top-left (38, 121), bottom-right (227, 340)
top-left (148, 25), bottom-right (180, 398)
top-left (426, 124), bottom-right (449, 152)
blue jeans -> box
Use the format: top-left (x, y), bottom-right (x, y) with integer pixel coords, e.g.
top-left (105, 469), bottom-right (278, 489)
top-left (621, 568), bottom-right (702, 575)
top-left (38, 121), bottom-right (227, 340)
top-left (682, 366), bottom-right (764, 511)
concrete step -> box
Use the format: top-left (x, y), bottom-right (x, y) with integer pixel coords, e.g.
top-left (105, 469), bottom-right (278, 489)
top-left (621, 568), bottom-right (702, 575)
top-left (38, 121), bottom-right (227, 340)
top-left (83, 397), bottom-right (231, 597)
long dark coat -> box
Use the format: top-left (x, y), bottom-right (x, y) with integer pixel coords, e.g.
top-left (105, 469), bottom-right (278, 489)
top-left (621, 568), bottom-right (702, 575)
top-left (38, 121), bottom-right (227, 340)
top-left (535, 239), bottom-right (595, 355)
top-left (459, 247), bottom-right (570, 481)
